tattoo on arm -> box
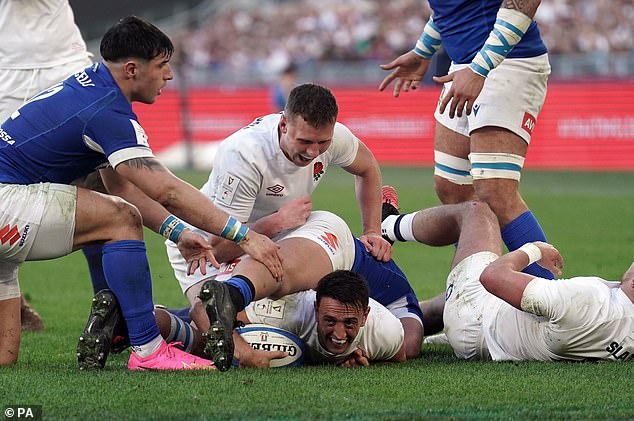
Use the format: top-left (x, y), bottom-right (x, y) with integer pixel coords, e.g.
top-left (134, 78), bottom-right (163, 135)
top-left (121, 157), bottom-right (166, 172)
top-left (503, 0), bottom-right (540, 18)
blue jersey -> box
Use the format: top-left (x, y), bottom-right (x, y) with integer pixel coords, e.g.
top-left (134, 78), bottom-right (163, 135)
top-left (0, 63), bottom-right (154, 184)
top-left (351, 238), bottom-right (423, 321)
top-left (429, 0), bottom-right (547, 64)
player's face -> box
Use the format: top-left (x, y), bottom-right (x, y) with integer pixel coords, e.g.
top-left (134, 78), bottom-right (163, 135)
top-left (132, 54), bottom-right (174, 104)
top-left (315, 297), bottom-right (368, 355)
top-left (279, 114), bottom-right (334, 167)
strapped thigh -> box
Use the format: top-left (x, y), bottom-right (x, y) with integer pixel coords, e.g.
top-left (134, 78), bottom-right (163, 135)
top-left (434, 151), bottom-right (473, 185)
top-left (469, 152), bottom-right (525, 181)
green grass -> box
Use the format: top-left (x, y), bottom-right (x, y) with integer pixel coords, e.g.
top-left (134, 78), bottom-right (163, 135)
top-left (3, 167), bottom-right (633, 420)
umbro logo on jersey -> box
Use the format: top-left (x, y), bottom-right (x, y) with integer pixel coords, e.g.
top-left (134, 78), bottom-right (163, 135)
top-left (266, 184), bottom-right (285, 196)
top-left (0, 224), bottom-right (22, 246)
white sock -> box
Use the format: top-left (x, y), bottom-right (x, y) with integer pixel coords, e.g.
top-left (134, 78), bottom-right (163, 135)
top-left (381, 213), bottom-right (418, 242)
top-left (165, 312), bottom-right (194, 353)
top-left (131, 335), bottom-right (163, 358)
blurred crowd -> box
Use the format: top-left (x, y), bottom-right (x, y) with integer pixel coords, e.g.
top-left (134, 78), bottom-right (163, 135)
top-left (172, 0), bottom-right (633, 75)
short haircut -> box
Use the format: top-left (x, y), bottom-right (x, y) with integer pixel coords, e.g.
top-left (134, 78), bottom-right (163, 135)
top-left (284, 83), bottom-right (338, 128)
top-left (100, 16), bottom-right (174, 62)
top-left (315, 270), bottom-right (369, 312)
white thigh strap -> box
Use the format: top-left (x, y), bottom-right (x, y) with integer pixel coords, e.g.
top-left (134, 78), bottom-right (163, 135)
top-left (469, 153), bottom-right (525, 181)
top-left (434, 151), bottom-right (473, 185)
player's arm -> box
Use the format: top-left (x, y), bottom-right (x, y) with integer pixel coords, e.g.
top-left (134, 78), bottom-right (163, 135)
top-left (480, 241), bottom-right (563, 309)
top-left (105, 158), bottom-right (283, 279)
top-left (378, 16), bottom-right (440, 97)
top-left (342, 141), bottom-right (392, 262)
top-left (208, 196), bottom-right (312, 263)
top-left (435, 0), bottom-right (541, 117)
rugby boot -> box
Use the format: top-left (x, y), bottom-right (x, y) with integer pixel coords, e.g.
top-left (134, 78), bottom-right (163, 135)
top-left (127, 340), bottom-right (216, 371)
top-left (76, 289), bottom-right (125, 370)
top-left (381, 185), bottom-right (400, 245)
top-left (198, 280), bottom-right (237, 372)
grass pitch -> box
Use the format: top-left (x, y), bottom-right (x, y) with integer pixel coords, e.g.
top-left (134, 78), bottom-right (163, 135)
top-left (2, 167), bottom-right (633, 420)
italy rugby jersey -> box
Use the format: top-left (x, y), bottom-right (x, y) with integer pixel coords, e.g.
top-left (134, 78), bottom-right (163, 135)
top-left (0, 63), bottom-right (153, 184)
top-left (428, 0), bottom-right (547, 63)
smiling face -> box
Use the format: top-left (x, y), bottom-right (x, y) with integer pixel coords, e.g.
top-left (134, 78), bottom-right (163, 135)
top-left (278, 113), bottom-right (334, 167)
top-left (314, 297), bottom-right (369, 355)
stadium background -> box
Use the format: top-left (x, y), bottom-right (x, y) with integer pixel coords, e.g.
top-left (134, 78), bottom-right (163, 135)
top-left (69, 0), bottom-right (634, 172)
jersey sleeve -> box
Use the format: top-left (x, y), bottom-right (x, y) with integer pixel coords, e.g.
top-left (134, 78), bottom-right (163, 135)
top-left (205, 139), bottom-right (263, 222)
top-left (360, 300), bottom-right (404, 361)
top-left (244, 291), bottom-right (315, 337)
top-left (328, 122), bottom-right (360, 168)
top-left (520, 277), bottom-right (606, 323)
top-left (84, 111), bottom-right (154, 168)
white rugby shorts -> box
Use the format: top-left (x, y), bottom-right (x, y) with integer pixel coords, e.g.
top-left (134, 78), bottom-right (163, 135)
top-left (0, 183), bottom-right (76, 300)
top-left (443, 251), bottom-right (498, 360)
top-left (434, 54), bottom-right (551, 144)
top-left (169, 210), bottom-right (356, 294)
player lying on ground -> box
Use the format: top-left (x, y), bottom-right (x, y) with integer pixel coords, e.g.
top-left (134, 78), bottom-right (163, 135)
top-left (381, 188), bottom-right (634, 361)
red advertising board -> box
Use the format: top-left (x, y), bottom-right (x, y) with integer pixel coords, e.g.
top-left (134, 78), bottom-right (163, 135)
top-left (135, 82), bottom-right (634, 171)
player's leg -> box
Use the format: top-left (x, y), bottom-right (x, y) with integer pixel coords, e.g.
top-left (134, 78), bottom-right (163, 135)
top-left (433, 122), bottom-right (477, 205)
top-left (0, 264), bottom-right (21, 365)
top-left (199, 210), bottom-right (354, 370)
top-left (70, 187), bottom-right (213, 370)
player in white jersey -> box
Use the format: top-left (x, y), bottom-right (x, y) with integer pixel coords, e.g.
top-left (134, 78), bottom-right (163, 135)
top-left (165, 83), bottom-right (391, 370)
top-left (0, 0), bottom-right (93, 122)
top-left (0, 0), bottom-right (95, 331)
top-left (239, 270), bottom-right (405, 366)
top-left (379, 0), bottom-right (555, 282)
top-left (382, 188), bottom-right (634, 362)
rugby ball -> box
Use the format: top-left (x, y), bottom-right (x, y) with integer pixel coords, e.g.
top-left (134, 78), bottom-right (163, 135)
top-left (234, 324), bottom-right (305, 368)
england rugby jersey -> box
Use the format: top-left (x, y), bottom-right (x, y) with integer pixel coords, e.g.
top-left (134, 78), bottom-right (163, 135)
top-left (483, 277), bottom-right (634, 361)
top-left (0, 63), bottom-right (154, 184)
top-left (428, 0), bottom-right (547, 64)
top-left (245, 290), bottom-right (404, 365)
top-left (200, 113), bottom-right (359, 223)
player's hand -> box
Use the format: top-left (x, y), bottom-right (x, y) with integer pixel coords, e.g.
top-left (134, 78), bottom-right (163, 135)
top-left (433, 67), bottom-right (486, 118)
top-left (238, 348), bottom-right (288, 368)
top-left (359, 233), bottom-right (392, 262)
top-left (340, 348), bottom-right (369, 368)
top-left (379, 51), bottom-right (431, 97)
top-left (239, 231), bottom-right (284, 281)
top-left (533, 241), bottom-right (564, 277)
top-left (276, 196), bottom-right (312, 231)
top-left (178, 229), bottom-right (220, 276)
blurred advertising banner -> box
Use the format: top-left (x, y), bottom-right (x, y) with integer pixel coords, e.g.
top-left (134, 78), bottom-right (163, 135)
top-left (136, 82), bottom-right (634, 171)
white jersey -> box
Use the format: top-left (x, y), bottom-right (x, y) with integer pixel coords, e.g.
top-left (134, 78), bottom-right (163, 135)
top-left (200, 113), bottom-right (359, 223)
top-left (484, 277), bottom-right (634, 362)
top-left (0, 0), bottom-right (90, 69)
top-left (245, 291), bottom-right (404, 365)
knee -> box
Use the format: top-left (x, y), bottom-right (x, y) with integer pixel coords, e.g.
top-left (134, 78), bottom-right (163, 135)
top-left (110, 197), bottom-right (143, 233)
top-left (434, 176), bottom-right (476, 204)
top-left (462, 200), bottom-right (497, 226)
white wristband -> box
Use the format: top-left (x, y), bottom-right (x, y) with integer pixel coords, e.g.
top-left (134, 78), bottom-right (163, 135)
top-left (518, 243), bottom-right (542, 266)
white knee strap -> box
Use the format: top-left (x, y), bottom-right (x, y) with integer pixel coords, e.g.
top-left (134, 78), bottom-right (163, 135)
top-left (469, 153), bottom-right (525, 181)
top-left (434, 151), bottom-right (473, 185)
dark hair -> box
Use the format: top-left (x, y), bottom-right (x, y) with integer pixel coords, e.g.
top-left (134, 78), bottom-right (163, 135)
top-left (100, 16), bottom-right (174, 62)
top-left (284, 83), bottom-right (338, 128)
top-left (315, 270), bottom-right (369, 312)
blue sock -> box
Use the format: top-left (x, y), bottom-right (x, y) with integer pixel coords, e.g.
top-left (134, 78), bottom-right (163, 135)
top-left (102, 240), bottom-right (160, 346)
top-left (82, 244), bottom-right (108, 293)
top-left (225, 275), bottom-right (255, 311)
top-left (502, 210), bottom-right (555, 279)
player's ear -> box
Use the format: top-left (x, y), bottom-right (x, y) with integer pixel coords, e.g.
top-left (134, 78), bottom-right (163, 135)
top-left (279, 114), bottom-right (288, 134)
top-left (360, 306), bottom-right (370, 326)
top-left (123, 60), bottom-right (137, 79)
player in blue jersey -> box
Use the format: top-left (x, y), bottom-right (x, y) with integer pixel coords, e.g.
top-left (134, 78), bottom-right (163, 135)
top-left (379, 0), bottom-right (554, 282)
top-left (0, 16), bottom-right (282, 370)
